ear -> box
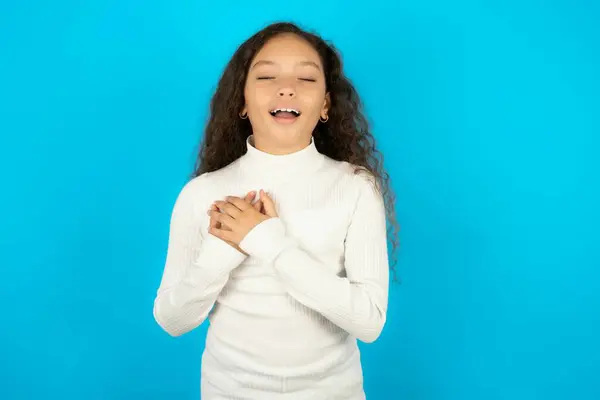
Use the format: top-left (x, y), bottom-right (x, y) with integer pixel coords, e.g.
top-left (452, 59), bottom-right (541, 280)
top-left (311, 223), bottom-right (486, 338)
top-left (239, 104), bottom-right (248, 118)
top-left (321, 92), bottom-right (331, 118)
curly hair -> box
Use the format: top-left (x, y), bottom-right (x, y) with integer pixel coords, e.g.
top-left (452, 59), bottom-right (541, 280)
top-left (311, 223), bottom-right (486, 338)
top-left (192, 22), bottom-right (400, 280)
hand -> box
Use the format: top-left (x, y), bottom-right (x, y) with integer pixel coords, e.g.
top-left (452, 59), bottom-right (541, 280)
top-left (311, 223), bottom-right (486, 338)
top-left (209, 189), bottom-right (278, 247)
top-left (208, 191), bottom-right (260, 255)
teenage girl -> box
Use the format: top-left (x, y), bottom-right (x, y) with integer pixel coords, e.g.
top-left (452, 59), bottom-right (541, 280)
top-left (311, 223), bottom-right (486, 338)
top-left (153, 21), bottom-right (399, 400)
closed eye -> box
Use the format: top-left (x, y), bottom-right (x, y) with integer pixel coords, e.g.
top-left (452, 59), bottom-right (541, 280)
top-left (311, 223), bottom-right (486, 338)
top-left (299, 78), bottom-right (317, 82)
top-left (257, 76), bottom-right (275, 80)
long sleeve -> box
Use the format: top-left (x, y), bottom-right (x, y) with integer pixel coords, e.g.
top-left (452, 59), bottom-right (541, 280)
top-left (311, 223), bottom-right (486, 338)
top-left (239, 174), bottom-right (390, 343)
top-left (153, 178), bottom-right (247, 337)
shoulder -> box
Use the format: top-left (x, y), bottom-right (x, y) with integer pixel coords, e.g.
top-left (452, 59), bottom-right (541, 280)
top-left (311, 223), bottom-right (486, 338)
top-left (169, 175), bottom-right (208, 218)
top-left (171, 163), bottom-right (236, 213)
top-left (326, 162), bottom-right (386, 225)
top-left (177, 160), bottom-right (240, 199)
top-left (322, 157), bottom-right (380, 195)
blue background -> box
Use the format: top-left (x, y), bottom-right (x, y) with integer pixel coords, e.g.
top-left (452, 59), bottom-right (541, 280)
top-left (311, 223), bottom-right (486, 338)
top-left (1, 1), bottom-right (598, 399)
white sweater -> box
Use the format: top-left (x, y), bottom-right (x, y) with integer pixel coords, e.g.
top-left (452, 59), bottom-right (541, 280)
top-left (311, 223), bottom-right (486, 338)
top-left (153, 136), bottom-right (390, 399)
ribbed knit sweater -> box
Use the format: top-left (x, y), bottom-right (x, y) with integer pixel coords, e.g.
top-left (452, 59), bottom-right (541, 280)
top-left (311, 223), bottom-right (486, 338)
top-left (153, 136), bottom-right (390, 399)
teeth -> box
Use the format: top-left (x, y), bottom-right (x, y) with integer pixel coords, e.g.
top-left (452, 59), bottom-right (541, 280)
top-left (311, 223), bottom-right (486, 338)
top-left (270, 108), bottom-right (300, 116)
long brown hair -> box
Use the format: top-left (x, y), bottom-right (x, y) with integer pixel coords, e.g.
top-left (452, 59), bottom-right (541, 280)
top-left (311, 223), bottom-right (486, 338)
top-left (192, 22), bottom-right (400, 280)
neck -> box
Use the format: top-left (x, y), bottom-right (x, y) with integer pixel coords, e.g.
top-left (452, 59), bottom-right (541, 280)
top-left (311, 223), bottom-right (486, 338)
top-left (239, 135), bottom-right (325, 180)
top-left (251, 135), bottom-right (312, 156)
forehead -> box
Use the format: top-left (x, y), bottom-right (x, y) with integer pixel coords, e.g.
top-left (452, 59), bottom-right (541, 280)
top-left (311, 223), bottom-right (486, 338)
top-left (252, 34), bottom-right (322, 66)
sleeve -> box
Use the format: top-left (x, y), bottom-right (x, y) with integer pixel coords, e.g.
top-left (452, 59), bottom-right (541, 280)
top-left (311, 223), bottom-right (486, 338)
top-left (152, 178), bottom-right (247, 337)
top-left (239, 174), bottom-right (390, 343)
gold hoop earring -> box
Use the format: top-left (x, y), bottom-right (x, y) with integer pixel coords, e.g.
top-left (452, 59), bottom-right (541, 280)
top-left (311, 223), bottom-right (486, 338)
top-left (319, 115), bottom-right (329, 123)
top-left (239, 111), bottom-right (247, 119)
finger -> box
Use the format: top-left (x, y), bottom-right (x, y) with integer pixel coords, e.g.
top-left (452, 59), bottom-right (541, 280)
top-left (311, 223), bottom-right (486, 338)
top-left (209, 210), bottom-right (236, 229)
top-left (253, 199), bottom-right (263, 212)
top-left (214, 200), bottom-right (243, 219)
top-left (224, 196), bottom-right (252, 212)
top-left (245, 191), bottom-right (261, 212)
top-left (209, 225), bottom-right (236, 243)
top-left (212, 218), bottom-right (232, 231)
top-left (259, 190), bottom-right (278, 217)
top-left (207, 204), bottom-right (219, 218)
top-left (208, 204), bottom-right (218, 228)
top-left (209, 204), bottom-right (233, 231)
top-left (219, 217), bottom-right (233, 231)
top-left (244, 191), bottom-right (256, 203)
top-left (208, 204), bottom-right (221, 229)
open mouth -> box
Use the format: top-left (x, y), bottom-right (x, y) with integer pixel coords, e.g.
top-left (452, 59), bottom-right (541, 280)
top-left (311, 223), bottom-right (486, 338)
top-left (269, 107), bottom-right (301, 121)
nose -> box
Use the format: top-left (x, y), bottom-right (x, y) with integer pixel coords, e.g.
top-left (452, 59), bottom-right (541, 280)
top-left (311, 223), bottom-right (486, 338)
top-left (278, 85), bottom-right (296, 98)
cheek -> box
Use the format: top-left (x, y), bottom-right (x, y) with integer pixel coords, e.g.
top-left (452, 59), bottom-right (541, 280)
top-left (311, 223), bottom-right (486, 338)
top-left (299, 86), bottom-right (326, 113)
top-left (246, 87), bottom-right (271, 114)
top-left (300, 96), bottom-right (324, 118)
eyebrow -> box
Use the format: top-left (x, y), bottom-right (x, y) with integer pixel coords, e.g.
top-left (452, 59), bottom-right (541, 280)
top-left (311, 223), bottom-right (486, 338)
top-left (250, 60), bottom-right (321, 71)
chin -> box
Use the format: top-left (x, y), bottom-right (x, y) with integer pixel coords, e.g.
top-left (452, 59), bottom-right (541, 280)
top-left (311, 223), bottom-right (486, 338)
top-left (255, 126), bottom-right (309, 149)
top-left (262, 121), bottom-right (301, 139)
top-left (275, 129), bottom-right (311, 143)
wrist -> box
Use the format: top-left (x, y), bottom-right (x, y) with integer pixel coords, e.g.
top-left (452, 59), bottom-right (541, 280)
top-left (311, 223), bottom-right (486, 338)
top-left (239, 217), bottom-right (292, 263)
top-left (197, 234), bottom-right (247, 271)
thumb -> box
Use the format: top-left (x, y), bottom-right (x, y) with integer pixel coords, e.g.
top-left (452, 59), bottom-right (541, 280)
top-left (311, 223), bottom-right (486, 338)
top-left (260, 190), bottom-right (277, 217)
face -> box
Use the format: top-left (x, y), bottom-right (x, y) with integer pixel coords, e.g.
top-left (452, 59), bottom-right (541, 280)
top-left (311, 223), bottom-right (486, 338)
top-left (241, 33), bottom-right (330, 153)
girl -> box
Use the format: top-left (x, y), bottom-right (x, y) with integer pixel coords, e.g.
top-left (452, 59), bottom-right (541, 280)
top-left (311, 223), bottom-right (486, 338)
top-left (153, 22), bottom-right (398, 399)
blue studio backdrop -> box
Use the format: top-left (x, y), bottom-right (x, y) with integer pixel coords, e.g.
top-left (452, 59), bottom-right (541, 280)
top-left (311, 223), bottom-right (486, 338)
top-left (1, 1), bottom-right (598, 399)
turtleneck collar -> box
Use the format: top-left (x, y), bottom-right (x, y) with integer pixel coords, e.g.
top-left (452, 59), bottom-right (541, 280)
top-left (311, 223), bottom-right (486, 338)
top-left (238, 135), bottom-right (325, 179)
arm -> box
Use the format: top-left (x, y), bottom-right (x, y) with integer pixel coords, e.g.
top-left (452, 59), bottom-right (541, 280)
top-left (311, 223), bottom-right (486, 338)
top-left (239, 174), bottom-right (390, 343)
top-left (153, 178), bottom-right (247, 337)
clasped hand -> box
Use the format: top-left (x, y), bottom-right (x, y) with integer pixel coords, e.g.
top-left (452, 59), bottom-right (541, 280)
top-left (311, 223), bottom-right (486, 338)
top-left (207, 189), bottom-right (277, 254)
